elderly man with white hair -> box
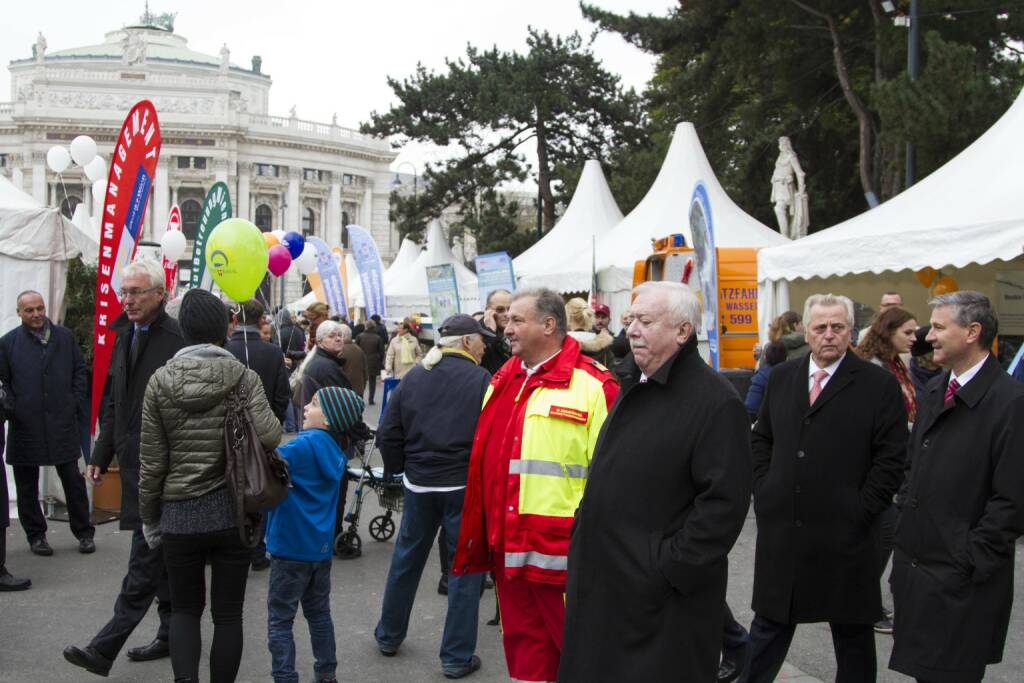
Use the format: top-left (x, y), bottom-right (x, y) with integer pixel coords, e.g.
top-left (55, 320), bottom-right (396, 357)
top-left (373, 314), bottom-right (493, 679)
top-left (560, 281), bottom-right (753, 682)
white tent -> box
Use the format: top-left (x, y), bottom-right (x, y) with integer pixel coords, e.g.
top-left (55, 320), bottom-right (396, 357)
top-left (757, 88), bottom-right (1024, 335)
top-left (384, 237), bottom-right (423, 288)
top-left (386, 219), bottom-right (479, 319)
top-left (514, 159), bottom-right (623, 293)
top-left (594, 122), bottom-right (788, 320)
top-left (0, 174), bottom-right (98, 335)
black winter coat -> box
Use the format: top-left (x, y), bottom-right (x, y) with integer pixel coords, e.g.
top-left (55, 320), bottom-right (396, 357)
top-left (299, 348), bottom-right (352, 408)
top-left (225, 326), bottom-right (291, 422)
top-left (889, 356), bottom-right (1024, 682)
top-left (560, 336), bottom-right (753, 682)
top-left (376, 352), bottom-right (490, 487)
top-left (751, 352), bottom-right (907, 624)
top-left (0, 383), bottom-right (8, 529)
top-left (92, 310), bottom-right (184, 530)
top-left (0, 322), bottom-right (87, 466)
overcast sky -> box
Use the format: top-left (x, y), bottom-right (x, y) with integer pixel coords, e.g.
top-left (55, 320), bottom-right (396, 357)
top-left (5, 0), bottom-right (672, 173)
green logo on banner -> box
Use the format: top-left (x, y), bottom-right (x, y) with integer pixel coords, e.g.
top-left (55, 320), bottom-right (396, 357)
top-left (189, 181), bottom-right (232, 290)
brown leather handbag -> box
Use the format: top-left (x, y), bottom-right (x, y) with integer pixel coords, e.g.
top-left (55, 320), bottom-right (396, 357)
top-left (224, 376), bottom-right (290, 547)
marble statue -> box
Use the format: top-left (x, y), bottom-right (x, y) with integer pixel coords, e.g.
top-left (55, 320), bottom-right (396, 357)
top-left (220, 44), bottom-right (230, 70)
top-left (122, 31), bottom-right (146, 66)
top-left (34, 32), bottom-right (47, 62)
top-left (771, 136), bottom-right (809, 239)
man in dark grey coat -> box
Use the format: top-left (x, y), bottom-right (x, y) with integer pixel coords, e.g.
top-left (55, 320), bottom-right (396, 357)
top-left (64, 259), bottom-right (184, 677)
top-left (225, 298), bottom-right (290, 423)
top-left (560, 281), bottom-right (753, 682)
top-left (0, 379), bottom-right (30, 590)
top-left (0, 290), bottom-right (94, 556)
top-left (890, 292), bottom-right (1024, 683)
top-left (742, 293), bottom-right (907, 683)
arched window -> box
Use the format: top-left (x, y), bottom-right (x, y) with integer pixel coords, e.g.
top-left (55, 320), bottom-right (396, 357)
top-left (180, 199), bottom-right (202, 239)
top-left (255, 204), bottom-right (273, 232)
top-left (302, 207), bottom-right (316, 236)
top-left (60, 195), bottom-right (82, 219)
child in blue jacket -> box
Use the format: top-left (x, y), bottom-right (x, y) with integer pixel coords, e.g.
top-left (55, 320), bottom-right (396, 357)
top-left (265, 386), bottom-right (365, 683)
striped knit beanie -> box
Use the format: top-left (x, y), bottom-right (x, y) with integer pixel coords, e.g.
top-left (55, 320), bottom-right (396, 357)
top-left (316, 386), bottom-right (365, 434)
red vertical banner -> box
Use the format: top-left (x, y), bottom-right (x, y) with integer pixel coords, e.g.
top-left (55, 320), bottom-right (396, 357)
top-left (162, 204), bottom-right (182, 295)
top-left (90, 100), bottom-right (161, 433)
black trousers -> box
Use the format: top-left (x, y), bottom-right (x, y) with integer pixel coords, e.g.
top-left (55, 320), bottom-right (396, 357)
top-left (740, 613), bottom-right (876, 683)
top-left (89, 529), bottom-right (171, 660)
top-left (12, 461), bottom-right (94, 541)
top-left (163, 528), bottom-right (251, 683)
top-left (0, 532), bottom-right (7, 572)
top-left (367, 375), bottom-right (378, 403)
top-left (723, 603), bottom-right (749, 654)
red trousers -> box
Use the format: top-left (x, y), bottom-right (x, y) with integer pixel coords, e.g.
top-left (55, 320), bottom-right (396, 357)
top-left (493, 556), bottom-right (565, 682)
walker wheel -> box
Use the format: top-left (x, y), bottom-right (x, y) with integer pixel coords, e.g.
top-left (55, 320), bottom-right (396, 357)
top-left (369, 514), bottom-right (396, 541)
top-left (334, 530), bottom-right (362, 559)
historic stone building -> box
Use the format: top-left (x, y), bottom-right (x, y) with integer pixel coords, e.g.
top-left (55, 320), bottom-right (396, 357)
top-left (0, 16), bottom-right (398, 299)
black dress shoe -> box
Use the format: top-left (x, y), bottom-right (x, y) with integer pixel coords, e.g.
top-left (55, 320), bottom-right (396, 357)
top-left (29, 537), bottom-right (53, 556)
top-left (0, 571), bottom-right (31, 591)
top-left (63, 645), bottom-right (112, 677)
top-left (438, 574), bottom-right (449, 595)
top-left (79, 537), bottom-right (96, 554)
top-left (717, 656), bottom-right (742, 683)
top-left (251, 555), bottom-right (270, 571)
top-left (126, 637), bottom-right (170, 661)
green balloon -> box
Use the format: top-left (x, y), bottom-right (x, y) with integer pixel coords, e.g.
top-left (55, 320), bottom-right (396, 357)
top-left (205, 218), bottom-right (269, 302)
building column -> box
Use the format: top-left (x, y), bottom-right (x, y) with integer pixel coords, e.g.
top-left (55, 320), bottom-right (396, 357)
top-left (215, 158), bottom-right (229, 184)
top-left (327, 174), bottom-right (342, 245)
top-left (237, 162), bottom-right (250, 220)
top-left (287, 167), bottom-right (300, 233)
top-left (170, 184), bottom-right (178, 209)
top-left (153, 156), bottom-right (170, 236)
top-left (30, 150), bottom-right (46, 203)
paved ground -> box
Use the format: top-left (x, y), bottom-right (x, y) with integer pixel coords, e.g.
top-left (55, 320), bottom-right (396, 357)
top-left (1, 396), bottom-right (1020, 681)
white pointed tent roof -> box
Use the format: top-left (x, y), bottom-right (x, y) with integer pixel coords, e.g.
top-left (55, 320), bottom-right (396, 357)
top-left (384, 237), bottom-right (423, 287)
top-left (386, 220), bottom-right (479, 316)
top-left (514, 160), bottom-right (623, 293)
top-left (595, 122), bottom-right (788, 288)
top-left (758, 89), bottom-right (1024, 282)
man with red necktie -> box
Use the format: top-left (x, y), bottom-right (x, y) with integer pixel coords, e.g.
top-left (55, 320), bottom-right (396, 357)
top-left (743, 293), bottom-right (908, 683)
top-left (889, 292), bottom-right (1024, 683)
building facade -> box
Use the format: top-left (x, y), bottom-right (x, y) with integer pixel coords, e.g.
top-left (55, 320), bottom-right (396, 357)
top-left (0, 19), bottom-right (398, 301)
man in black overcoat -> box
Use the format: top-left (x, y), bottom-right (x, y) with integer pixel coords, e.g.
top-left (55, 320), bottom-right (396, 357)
top-left (742, 293), bottom-right (907, 683)
top-left (226, 298), bottom-right (290, 422)
top-left (560, 281), bottom-right (753, 682)
top-left (64, 260), bottom-right (184, 677)
top-left (0, 290), bottom-right (95, 555)
top-left (0, 378), bottom-right (30, 590)
top-left (889, 292), bottom-right (1024, 683)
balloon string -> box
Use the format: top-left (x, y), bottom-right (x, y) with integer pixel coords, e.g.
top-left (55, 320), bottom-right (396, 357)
top-left (55, 173), bottom-right (71, 261)
top-left (240, 306), bottom-right (251, 369)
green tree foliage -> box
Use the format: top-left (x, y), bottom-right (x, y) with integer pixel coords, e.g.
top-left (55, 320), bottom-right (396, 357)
top-left (364, 29), bottom-right (645, 255)
top-left (63, 257), bottom-right (97, 366)
top-left (583, 0), bottom-right (1024, 231)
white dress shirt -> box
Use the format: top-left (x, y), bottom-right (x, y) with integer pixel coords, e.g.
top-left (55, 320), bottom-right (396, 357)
top-left (807, 353), bottom-right (846, 393)
top-left (949, 353), bottom-right (989, 389)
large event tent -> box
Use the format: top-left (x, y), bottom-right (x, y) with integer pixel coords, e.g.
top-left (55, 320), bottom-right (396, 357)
top-left (514, 159), bottom-right (623, 293)
top-left (595, 122), bottom-right (788, 320)
top-left (0, 174), bottom-right (97, 335)
top-left (757, 88), bottom-right (1024, 337)
top-left (384, 237), bottom-right (423, 287)
top-left (386, 219), bottom-right (478, 320)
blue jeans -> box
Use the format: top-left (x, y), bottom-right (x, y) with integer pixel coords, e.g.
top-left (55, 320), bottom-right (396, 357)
top-left (267, 558), bottom-right (336, 683)
top-left (284, 401), bottom-right (300, 433)
top-left (375, 487), bottom-right (483, 670)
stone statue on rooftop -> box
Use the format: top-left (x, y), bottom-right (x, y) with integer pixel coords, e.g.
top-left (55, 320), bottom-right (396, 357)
top-left (122, 31), bottom-right (147, 66)
top-left (770, 136), bottom-right (810, 239)
top-left (220, 44), bottom-right (230, 70)
top-left (33, 32), bottom-right (47, 62)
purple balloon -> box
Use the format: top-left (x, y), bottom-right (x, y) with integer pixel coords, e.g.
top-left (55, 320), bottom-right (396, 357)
top-left (267, 244), bottom-right (293, 277)
top-left (282, 231), bottom-right (305, 259)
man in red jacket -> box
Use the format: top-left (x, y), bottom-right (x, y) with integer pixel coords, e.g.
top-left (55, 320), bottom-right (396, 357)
top-left (453, 288), bottom-right (618, 682)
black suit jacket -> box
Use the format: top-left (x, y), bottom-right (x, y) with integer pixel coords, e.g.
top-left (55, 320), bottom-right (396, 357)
top-left (225, 327), bottom-right (291, 422)
top-left (750, 351), bottom-right (908, 624)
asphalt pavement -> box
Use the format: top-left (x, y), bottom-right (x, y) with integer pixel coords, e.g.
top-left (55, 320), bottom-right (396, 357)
top-left (1, 394), bottom-right (1020, 681)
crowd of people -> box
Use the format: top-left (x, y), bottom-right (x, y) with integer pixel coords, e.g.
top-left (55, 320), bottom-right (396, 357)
top-left (0, 256), bottom-right (1022, 683)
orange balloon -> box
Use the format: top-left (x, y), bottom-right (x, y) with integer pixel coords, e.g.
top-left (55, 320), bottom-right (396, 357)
top-left (915, 267), bottom-right (938, 289)
top-left (932, 275), bottom-right (959, 295)
top-left (263, 232), bottom-right (280, 249)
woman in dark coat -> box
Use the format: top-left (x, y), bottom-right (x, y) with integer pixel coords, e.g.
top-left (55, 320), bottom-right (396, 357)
top-left (561, 332), bottom-right (753, 682)
top-left (744, 340), bottom-right (787, 420)
top-left (355, 319), bottom-right (385, 405)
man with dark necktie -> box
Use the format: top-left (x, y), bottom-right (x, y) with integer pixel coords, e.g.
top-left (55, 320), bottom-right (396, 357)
top-left (64, 259), bottom-right (184, 678)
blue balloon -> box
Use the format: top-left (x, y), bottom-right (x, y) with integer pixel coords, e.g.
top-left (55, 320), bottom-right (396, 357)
top-left (282, 231), bottom-right (305, 260)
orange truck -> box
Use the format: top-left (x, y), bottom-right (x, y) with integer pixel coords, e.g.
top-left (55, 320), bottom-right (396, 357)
top-left (633, 234), bottom-right (759, 370)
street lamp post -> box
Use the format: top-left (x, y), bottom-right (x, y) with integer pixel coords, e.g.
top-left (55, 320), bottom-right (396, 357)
top-left (392, 161), bottom-right (418, 198)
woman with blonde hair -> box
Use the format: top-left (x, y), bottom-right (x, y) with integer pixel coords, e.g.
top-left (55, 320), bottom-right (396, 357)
top-left (565, 297), bottom-right (614, 368)
top-left (768, 310), bottom-right (808, 360)
top-left (384, 317), bottom-right (423, 379)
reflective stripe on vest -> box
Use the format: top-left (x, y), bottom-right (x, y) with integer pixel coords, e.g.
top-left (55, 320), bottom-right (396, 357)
top-left (508, 459), bottom-right (588, 479)
top-left (505, 550), bottom-right (568, 571)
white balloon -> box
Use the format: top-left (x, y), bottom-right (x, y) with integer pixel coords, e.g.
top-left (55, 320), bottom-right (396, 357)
top-left (92, 179), bottom-right (107, 206)
top-left (70, 135), bottom-right (97, 167)
top-left (296, 245), bottom-right (318, 275)
top-left (271, 229), bottom-right (287, 241)
top-left (84, 156), bottom-right (107, 183)
top-left (160, 230), bottom-right (187, 261)
top-left (46, 146), bottom-right (71, 174)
